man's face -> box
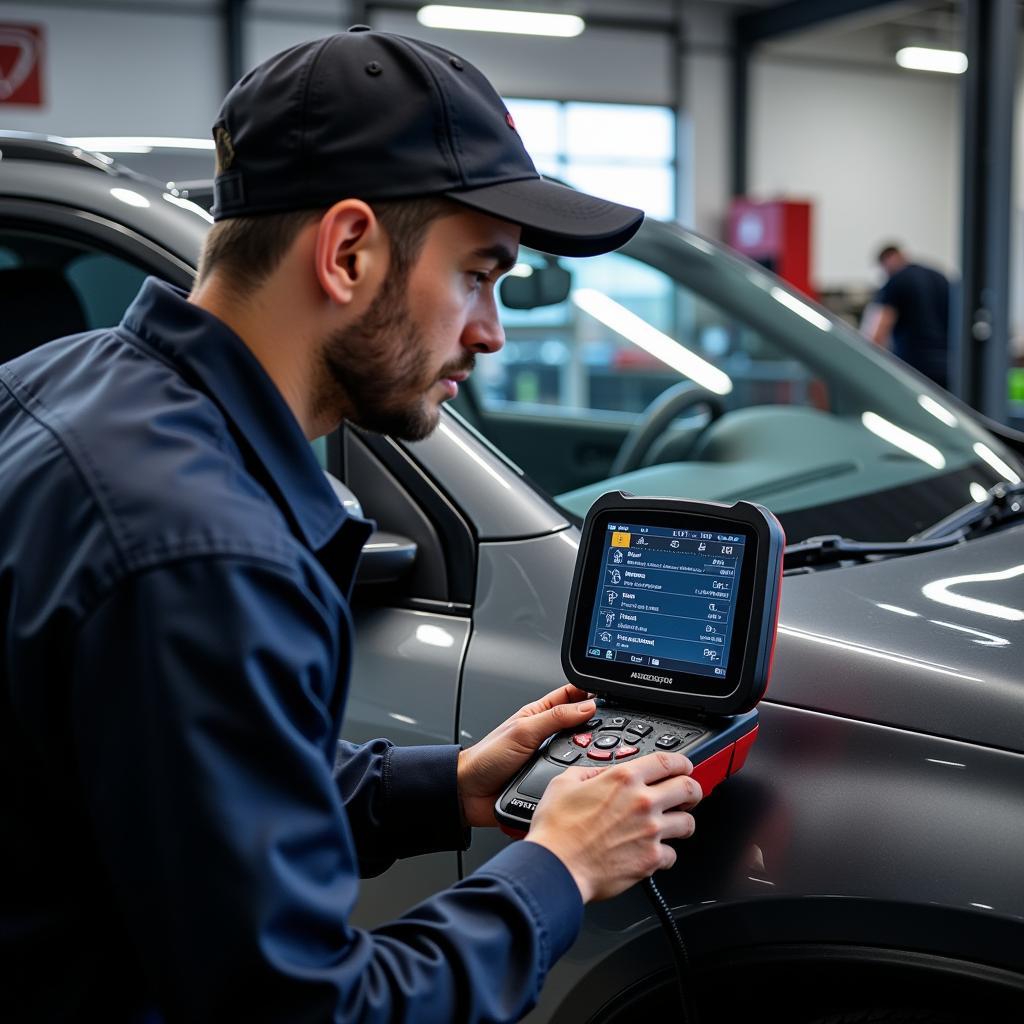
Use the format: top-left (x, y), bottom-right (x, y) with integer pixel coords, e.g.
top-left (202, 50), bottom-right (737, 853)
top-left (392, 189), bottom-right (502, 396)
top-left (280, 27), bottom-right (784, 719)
top-left (320, 208), bottom-right (519, 440)
top-left (880, 251), bottom-right (904, 278)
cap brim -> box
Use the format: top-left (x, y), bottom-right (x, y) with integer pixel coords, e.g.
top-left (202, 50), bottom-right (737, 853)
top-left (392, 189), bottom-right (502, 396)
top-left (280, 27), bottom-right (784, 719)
top-left (445, 176), bottom-right (643, 257)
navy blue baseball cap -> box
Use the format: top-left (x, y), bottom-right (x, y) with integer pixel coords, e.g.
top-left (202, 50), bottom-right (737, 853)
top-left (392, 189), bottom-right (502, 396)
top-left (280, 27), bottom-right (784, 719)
top-left (211, 26), bottom-right (643, 257)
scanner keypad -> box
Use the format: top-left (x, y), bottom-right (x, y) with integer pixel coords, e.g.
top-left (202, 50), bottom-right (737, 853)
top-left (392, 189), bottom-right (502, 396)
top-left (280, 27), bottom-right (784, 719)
top-left (548, 745), bottom-right (582, 765)
top-left (602, 716), bottom-right (630, 731)
top-left (547, 706), bottom-right (706, 767)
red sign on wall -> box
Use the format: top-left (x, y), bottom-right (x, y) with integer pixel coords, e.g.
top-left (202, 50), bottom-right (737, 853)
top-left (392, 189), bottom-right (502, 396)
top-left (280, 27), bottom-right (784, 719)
top-left (0, 23), bottom-right (44, 107)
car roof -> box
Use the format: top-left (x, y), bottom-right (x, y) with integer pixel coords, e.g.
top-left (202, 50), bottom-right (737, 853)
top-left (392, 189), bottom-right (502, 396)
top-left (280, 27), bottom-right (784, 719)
top-left (0, 131), bottom-right (209, 267)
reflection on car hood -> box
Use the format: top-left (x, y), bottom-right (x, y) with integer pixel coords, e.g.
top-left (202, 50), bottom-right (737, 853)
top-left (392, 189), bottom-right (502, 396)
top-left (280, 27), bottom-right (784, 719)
top-left (770, 521), bottom-right (1024, 753)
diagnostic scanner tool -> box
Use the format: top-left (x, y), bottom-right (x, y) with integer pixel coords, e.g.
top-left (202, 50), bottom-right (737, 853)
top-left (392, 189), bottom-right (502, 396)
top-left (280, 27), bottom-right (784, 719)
top-left (496, 491), bottom-right (785, 833)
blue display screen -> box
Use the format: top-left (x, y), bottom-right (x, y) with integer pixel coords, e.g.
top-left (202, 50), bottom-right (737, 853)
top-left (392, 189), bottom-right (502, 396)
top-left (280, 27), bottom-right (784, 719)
top-left (585, 521), bottom-right (747, 679)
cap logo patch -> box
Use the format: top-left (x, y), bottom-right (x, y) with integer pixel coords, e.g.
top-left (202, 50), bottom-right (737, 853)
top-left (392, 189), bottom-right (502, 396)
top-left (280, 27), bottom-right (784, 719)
top-left (214, 125), bottom-right (235, 174)
top-left (505, 111), bottom-right (516, 131)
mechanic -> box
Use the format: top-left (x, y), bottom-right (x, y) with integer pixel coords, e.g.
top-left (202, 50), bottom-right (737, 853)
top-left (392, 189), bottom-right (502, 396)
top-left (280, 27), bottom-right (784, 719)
top-left (0, 28), bottom-right (703, 1023)
top-left (864, 242), bottom-right (951, 388)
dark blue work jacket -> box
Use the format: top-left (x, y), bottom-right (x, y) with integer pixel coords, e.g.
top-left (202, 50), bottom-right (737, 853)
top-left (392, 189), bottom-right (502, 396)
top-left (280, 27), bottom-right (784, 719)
top-left (0, 279), bottom-right (581, 1022)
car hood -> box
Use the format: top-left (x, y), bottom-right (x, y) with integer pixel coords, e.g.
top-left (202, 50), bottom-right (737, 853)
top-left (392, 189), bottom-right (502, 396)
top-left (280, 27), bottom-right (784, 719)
top-left (769, 521), bottom-right (1024, 753)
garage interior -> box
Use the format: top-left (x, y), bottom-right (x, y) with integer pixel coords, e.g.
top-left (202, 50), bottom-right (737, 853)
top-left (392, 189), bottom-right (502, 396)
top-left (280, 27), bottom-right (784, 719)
top-left (2, 3), bottom-right (1024, 1023)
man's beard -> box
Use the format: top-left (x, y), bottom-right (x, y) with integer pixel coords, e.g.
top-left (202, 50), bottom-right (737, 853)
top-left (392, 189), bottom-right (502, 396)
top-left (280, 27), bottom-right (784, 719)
top-left (317, 271), bottom-right (473, 441)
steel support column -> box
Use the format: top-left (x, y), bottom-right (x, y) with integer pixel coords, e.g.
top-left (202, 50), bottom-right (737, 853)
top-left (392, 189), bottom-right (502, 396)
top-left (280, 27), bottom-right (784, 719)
top-left (731, 39), bottom-right (750, 198)
top-left (224, 0), bottom-right (248, 92)
top-left (954, 0), bottom-right (1017, 419)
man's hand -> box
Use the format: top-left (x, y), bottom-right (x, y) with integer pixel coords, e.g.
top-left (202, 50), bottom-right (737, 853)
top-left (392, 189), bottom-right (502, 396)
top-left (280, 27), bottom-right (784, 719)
top-left (527, 753), bottom-right (702, 903)
top-left (862, 302), bottom-right (896, 347)
top-left (457, 683), bottom-right (596, 827)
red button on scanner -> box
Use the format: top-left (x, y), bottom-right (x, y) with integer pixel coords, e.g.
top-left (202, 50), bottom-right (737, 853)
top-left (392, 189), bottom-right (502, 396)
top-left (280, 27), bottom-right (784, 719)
top-left (572, 732), bottom-right (593, 748)
top-left (587, 748), bottom-right (613, 761)
top-left (615, 745), bottom-right (639, 759)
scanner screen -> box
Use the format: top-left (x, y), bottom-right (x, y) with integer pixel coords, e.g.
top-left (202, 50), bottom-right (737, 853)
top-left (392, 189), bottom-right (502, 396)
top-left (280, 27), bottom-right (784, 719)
top-left (585, 521), bottom-right (747, 681)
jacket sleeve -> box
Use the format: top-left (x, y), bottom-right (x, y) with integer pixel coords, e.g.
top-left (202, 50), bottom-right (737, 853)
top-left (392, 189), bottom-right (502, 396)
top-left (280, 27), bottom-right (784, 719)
top-left (70, 554), bottom-right (582, 1023)
top-left (331, 739), bottom-right (470, 878)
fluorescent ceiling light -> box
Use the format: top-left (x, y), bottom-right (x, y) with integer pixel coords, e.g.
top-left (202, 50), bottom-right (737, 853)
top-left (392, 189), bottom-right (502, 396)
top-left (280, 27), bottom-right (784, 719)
top-left (778, 624), bottom-right (981, 681)
top-left (572, 288), bottom-right (733, 396)
top-left (163, 192), bottom-right (214, 223)
top-left (417, 5), bottom-right (585, 37)
top-left (917, 393), bottom-right (958, 427)
top-left (876, 603), bottom-right (919, 617)
top-left (415, 624), bottom-right (456, 648)
top-left (769, 286), bottom-right (832, 332)
top-left (922, 564), bottom-right (1024, 622)
top-left (972, 442), bottom-right (1022, 484)
top-left (895, 47), bottom-right (967, 75)
top-left (861, 411), bottom-right (945, 469)
top-left (109, 187), bottom-right (150, 208)
top-left (68, 136), bottom-right (215, 153)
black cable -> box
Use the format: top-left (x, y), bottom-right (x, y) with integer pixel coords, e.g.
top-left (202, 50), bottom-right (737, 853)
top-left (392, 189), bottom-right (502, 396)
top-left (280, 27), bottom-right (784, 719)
top-left (643, 874), bottom-right (699, 1024)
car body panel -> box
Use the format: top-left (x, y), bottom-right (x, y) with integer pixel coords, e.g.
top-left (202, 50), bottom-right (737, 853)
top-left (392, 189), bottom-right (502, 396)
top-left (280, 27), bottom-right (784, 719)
top-left (345, 606), bottom-right (470, 749)
top-left (0, 155), bottom-right (208, 267)
top-left (404, 416), bottom-right (570, 540)
top-left (771, 524), bottom-right (1024, 752)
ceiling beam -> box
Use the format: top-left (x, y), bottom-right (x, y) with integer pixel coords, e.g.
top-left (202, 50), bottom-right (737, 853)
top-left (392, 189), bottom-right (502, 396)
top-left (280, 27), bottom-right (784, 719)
top-left (736, 0), bottom-right (905, 46)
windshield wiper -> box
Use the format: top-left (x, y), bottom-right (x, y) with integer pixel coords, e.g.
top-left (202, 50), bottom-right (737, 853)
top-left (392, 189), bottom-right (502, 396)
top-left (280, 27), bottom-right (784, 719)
top-left (783, 481), bottom-right (1024, 573)
top-left (783, 533), bottom-right (962, 572)
top-left (911, 481), bottom-right (1024, 542)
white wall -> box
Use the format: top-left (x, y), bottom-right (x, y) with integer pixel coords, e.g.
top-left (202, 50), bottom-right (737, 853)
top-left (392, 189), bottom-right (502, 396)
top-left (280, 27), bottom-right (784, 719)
top-left (0, 1), bottom-right (222, 137)
top-left (748, 55), bottom-right (960, 290)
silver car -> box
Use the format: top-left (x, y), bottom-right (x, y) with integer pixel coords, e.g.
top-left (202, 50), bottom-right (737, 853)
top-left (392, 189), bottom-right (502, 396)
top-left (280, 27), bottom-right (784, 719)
top-left (2, 132), bottom-right (1023, 1022)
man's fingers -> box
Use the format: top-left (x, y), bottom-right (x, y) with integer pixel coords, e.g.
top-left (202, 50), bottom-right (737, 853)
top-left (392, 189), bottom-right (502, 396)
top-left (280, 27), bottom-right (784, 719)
top-left (647, 774), bottom-right (703, 813)
top-left (626, 751), bottom-right (694, 785)
top-left (545, 763), bottom-right (603, 791)
top-left (513, 698), bottom-right (595, 746)
top-left (520, 683), bottom-right (592, 717)
top-left (658, 811), bottom-right (697, 842)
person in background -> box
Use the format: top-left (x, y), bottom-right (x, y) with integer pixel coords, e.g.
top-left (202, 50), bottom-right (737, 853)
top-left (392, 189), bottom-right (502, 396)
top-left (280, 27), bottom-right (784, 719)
top-left (864, 242), bottom-right (951, 388)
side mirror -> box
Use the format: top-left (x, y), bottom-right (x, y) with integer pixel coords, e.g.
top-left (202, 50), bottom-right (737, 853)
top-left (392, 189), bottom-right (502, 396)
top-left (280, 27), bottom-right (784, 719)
top-left (499, 259), bottom-right (572, 309)
top-left (356, 532), bottom-right (417, 585)
top-left (324, 472), bottom-right (417, 587)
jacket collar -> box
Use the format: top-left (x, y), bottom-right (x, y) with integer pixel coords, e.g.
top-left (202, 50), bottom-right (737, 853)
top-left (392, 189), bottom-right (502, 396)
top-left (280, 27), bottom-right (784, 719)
top-left (120, 277), bottom-right (354, 554)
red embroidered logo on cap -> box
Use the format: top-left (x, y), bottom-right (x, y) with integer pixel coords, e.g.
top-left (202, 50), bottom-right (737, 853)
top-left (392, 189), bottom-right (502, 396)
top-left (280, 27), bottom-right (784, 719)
top-left (505, 111), bottom-right (516, 131)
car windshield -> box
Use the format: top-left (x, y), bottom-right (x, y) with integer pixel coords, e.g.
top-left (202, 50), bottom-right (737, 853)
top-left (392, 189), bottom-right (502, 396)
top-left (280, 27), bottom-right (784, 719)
top-left (455, 219), bottom-right (1024, 544)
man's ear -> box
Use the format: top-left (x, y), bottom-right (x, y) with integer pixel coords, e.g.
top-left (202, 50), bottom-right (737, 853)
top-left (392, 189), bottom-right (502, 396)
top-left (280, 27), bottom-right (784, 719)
top-left (314, 199), bottom-right (386, 306)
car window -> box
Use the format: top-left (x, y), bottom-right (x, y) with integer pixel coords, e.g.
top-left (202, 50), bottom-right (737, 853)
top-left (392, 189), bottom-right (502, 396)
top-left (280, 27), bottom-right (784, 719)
top-left (476, 247), bottom-right (825, 417)
top-left (64, 250), bottom-right (149, 328)
top-left (0, 225), bottom-right (148, 361)
top-left (460, 224), bottom-right (1024, 543)
top-left (0, 220), bottom-right (331, 472)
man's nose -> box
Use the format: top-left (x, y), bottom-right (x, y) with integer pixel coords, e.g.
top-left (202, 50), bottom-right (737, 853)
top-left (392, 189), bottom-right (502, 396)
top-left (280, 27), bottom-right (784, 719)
top-left (463, 297), bottom-right (505, 354)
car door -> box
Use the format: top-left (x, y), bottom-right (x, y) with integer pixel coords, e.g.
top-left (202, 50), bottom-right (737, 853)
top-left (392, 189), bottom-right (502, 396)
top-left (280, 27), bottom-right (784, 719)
top-left (333, 426), bottom-right (476, 923)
